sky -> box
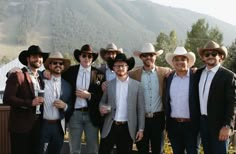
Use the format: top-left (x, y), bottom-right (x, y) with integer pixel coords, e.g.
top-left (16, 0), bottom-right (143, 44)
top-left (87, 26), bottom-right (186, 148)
top-left (150, 0), bottom-right (236, 26)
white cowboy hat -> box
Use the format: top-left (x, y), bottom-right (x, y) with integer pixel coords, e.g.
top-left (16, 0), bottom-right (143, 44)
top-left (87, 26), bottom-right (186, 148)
top-left (133, 43), bottom-right (163, 57)
top-left (197, 40), bottom-right (228, 60)
top-left (165, 47), bottom-right (196, 68)
top-left (100, 43), bottom-right (123, 60)
top-left (44, 52), bottom-right (71, 72)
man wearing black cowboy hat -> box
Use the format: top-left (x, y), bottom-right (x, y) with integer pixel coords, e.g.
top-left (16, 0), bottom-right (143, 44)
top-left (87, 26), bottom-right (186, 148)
top-left (3, 45), bottom-right (49, 154)
top-left (99, 53), bottom-right (145, 154)
top-left (61, 44), bottom-right (105, 154)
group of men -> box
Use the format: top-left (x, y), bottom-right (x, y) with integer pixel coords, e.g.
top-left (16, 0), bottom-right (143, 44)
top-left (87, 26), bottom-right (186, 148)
top-left (3, 40), bottom-right (236, 154)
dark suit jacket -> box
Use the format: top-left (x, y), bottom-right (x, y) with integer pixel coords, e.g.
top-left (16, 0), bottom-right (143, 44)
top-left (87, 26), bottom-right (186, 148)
top-left (165, 70), bottom-right (200, 131)
top-left (3, 67), bottom-right (44, 133)
top-left (62, 65), bottom-right (105, 127)
top-left (195, 66), bottom-right (236, 137)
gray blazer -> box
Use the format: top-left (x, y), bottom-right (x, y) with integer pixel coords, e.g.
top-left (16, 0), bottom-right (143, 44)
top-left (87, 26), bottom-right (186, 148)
top-left (99, 77), bottom-right (145, 141)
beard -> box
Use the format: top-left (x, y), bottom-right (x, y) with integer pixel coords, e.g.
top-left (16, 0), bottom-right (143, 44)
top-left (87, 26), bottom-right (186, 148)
top-left (29, 60), bottom-right (42, 69)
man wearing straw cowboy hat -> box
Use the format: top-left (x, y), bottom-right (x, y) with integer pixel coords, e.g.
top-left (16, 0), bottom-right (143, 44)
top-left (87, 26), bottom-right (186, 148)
top-left (195, 41), bottom-right (236, 154)
top-left (62, 44), bottom-right (105, 154)
top-left (165, 47), bottom-right (200, 154)
top-left (3, 45), bottom-right (49, 154)
top-left (39, 52), bottom-right (72, 154)
top-left (99, 43), bottom-right (123, 91)
top-left (129, 43), bottom-right (171, 154)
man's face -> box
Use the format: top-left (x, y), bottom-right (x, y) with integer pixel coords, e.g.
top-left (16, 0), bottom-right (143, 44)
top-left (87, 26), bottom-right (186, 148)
top-left (113, 61), bottom-right (129, 77)
top-left (27, 54), bottom-right (43, 69)
top-left (49, 60), bottom-right (64, 75)
top-left (104, 51), bottom-right (117, 61)
top-left (79, 53), bottom-right (93, 68)
top-left (172, 56), bottom-right (188, 72)
top-left (140, 53), bottom-right (156, 67)
top-left (202, 50), bottom-right (223, 67)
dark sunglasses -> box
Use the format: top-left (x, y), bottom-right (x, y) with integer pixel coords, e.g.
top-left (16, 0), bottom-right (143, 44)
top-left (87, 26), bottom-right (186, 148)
top-left (140, 53), bottom-right (155, 57)
top-left (81, 54), bottom-right (93, 59)
top-left (51, 61), bottom-right (64, 66)
top-left (204, 51), bottom-right (218, 57)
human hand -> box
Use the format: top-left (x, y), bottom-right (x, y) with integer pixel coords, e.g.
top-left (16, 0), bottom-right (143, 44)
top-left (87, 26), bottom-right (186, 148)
top-left (32, 97), bottom-right (44, 106)
top-left (53, 100), bottom-right (66, 109)
top-left (75, 89), bottom-right (91, 99)
top-left (135, 130), bottom-right (143, 142)
top-left (43, 69), bottom-right (51, 80)
top-left (219, 126), bottom-right (232, 141)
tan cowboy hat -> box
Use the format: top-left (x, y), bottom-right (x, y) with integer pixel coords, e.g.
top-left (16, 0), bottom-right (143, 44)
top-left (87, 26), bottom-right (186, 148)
top-left (44, 52), bottom-right (71, 72)
top-left (165, 47), bottom-right (196, 68)
top-left (100, 43), bottom-right (123, 61)
top-left (74, 44), bottom-right (98, 63)
top-left (107, 53), bottom-right (135, 71)
top-left (133, 43), bottom-right (163, 57)
top-left (198, 41), bottom-right (228, 60)
top-left (19, 45), bottom-right (49, 65)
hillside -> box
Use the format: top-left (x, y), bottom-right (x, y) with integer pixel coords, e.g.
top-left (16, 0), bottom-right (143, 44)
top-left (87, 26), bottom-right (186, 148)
top-left (0, 0), bottom-right (236, 59)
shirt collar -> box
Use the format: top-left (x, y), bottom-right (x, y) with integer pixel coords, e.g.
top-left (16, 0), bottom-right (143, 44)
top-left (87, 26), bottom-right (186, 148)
top-left (142, 67), bottom-right (155, 74)
top-left (52, 75), bottom-right (61, 82)
top-left (173, 69), bottom-right (190, 78)
top-left (80, 65), bottom-right (91, 72)
top-left (204, 63), bottom-right (220, 73)
top-left (116, 76), bottom-right (129, 83)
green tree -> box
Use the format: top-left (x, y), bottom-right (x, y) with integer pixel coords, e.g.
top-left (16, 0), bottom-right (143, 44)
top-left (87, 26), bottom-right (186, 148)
top-left (185, 19), bottom-right (223, 67)
top-left (154, 30), bottom-right (178, 67)
top-left (223, 39), bottom-right (236, 73)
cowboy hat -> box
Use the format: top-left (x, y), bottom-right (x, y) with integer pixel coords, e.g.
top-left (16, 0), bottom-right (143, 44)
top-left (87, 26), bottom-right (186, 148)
top-left (165, 47), bottom-right (196, 68)
top-left (107, 53), bottom-right (135, 71)
top-left (100, 43), bottom-right (123, 61)
top-left (18, 45), bottom-right (49, 65)
top-left (133, 43), bottom-right (163, 57)
top-left (44, 52), bottom-right (71, 72)
top-left (198, 41), bottom-right (228, 60)
top-left (74, 44), bottom-right (98, 63)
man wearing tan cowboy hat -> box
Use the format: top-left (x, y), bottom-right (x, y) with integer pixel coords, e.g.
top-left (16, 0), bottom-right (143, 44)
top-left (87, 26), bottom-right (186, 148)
top-left (99, 53), bottom-right (145, 154)
top-left (38, 52), bottom-right (72, 154)
top-left (129, 43), bottom-right (171, 154)
top-left (3, 45), bottom-right (49, 154)
top-left (165, 47), bottom-right (200, 154)
top-left (195, 40), bottom-right (236, 154)
top-left (61, 44), bottom-right (105, 154)
top-left (99, 43), bottom-right (123, 91)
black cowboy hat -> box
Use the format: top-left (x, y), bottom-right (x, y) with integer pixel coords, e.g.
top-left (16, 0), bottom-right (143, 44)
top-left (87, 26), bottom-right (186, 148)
top-left (74, 44), bottom-right (98, 63)
top-left (107, 53), bottom-right (135, 71)
top-left (18, 45), bottom-right (49, 65)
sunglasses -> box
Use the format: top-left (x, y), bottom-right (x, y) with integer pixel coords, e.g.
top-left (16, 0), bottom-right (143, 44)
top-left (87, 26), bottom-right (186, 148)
top-left (51, 61), bottom-right (64, 66)
top-left (113, 65), bottom-right (128, 68)
top-left (140, 53), bottom-right (155, 57)
top-left (204, 51), bottom-right (218, 57)
top-left (81, 54), bottom-right (93, 59)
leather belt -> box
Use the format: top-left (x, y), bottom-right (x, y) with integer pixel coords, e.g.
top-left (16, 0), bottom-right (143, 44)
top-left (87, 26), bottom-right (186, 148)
top-left (75, 107), bottom-right (89, 112)
top-left (145, 112), bottom-right (163, 118)
top-left (172, 118), bottom-right (191, 123)
top-left (44, 119), bottom-right (60, 124)
top-left (114, 121), bottom-right (127, 125)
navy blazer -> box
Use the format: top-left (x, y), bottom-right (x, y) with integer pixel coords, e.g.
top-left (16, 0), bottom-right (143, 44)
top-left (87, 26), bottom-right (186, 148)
top-left (165, 70), bottom-right (200, 130)
top-left (195, 66), bottom-right (236, 137)
top-left (62, 65), bottom-right (105, 127)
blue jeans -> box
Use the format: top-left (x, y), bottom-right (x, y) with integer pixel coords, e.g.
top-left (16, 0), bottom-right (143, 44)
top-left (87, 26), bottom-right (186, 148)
top-left (68, 111), bottom-right (98, 154)
top-left (200, 115), bottom-right (229, 154)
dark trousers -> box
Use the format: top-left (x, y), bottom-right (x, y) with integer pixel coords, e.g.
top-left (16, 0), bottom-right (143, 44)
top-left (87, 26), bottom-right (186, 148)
top-left (167, 119), bottom-right (200, 154)
top-left (136, 113), bottom-right (165, 154)
top-left (99, 122), bottom-right (133, 154)
top-left (200, 115), bottom-right (229, 154)
top-left (39, 120), bottom-right (64, 154)
top-left (10, 119), bottom-right (41, 154)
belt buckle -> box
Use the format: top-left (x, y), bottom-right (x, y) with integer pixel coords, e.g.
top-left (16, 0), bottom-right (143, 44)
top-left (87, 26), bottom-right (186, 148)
top-left (146, 112), bottom-right (153, 118)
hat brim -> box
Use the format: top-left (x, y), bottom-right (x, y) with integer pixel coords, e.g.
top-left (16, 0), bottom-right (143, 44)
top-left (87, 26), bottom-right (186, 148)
top-left (107, 57), bottom-right (135, 71)
top-left (197, 47), bottom-right (227, 60)
top-left (74, 49), bottom-right (98, 63)
top-left (133, 50), bottom-right (163, 57)
top-left (44, 58), bottom-right (71, 72)
top-left (100, 48), bottom-right (123, 61)
top-left (18, 50), bottom-right (49, 66)
top-left (165, 52), bottom-right (196, 68)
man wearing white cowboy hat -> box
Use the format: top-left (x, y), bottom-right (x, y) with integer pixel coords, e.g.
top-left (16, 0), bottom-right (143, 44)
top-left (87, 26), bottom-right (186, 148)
top-left (61, 44), bottom-right (105, 154)
top-left (130, 43), bottom-right (171, 154)
top-left (99, 53), bottom-right (145, 154)
top-left (195, 41), bottom-right (236, 154)
top-left (38, 52), bottom-right (72, 154)
top-left (3, 45), bottom-right (49, 154)
top-left (99, 43), bottom-right (123, 91)
top-left (165, 47), bottom-right (200, 154)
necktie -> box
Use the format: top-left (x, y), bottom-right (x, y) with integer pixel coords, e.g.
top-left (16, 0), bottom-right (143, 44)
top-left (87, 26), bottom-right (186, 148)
top-left (82, 70), bottom-right (87, 89)
top-left (202, 71), bottom-right (210, 95)
top-left (53, 78), bottom-right (59, 99)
